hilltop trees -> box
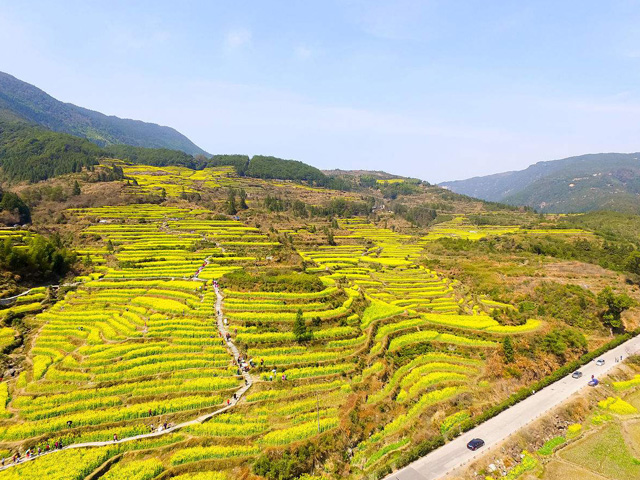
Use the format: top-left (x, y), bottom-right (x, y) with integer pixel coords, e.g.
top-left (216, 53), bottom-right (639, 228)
top-left (247, 156), bottom-right (327, 185)
top-left (207, 155), bottom-right (250, 175)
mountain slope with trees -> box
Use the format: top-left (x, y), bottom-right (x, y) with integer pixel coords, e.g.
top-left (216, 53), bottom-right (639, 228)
top-left (0, 121), bottom-right (335, 186)
top-left (440, 153), bottom-right (640, 213)
top-left (0, 71), bottom-right (207, 155)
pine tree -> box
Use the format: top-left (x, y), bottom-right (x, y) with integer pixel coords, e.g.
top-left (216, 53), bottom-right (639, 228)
top-left (327, 229), bottom-right (336, 246)
top-left (238, 189), bottom-right (249, 210)
top-left (293, 308), bottom-right (310, 342)
top-left (503, 336), bottom-right (515, 363)
top-left (72, 181), bottom-right (81, 196)
top-left (226, 189), bottom-right (238, 215)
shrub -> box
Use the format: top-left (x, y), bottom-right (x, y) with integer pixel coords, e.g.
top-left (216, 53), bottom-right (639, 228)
top-left (537, 436), bottom-right (565, 455)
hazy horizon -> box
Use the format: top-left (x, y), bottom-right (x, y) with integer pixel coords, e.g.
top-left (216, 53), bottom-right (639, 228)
top-left (2, 0), bottom-right (640, 183)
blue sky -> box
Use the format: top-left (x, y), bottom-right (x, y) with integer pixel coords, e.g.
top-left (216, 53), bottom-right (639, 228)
top-left (1, 0), bottom-right (640, 182)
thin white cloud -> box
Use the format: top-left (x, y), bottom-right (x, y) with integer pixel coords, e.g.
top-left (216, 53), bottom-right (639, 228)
top-left (224, 28), bottom-right (252, 50)
top-left (111, 29), bottom-right (170, 50)
top-left (294, 45), bottom-right (312, 59)
top-left (106, 15), bottom-right (171, 51)
top-left (345, 0), bottom-right (435, 41)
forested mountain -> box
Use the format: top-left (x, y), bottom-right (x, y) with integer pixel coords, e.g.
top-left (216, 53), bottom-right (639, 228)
top-left (0, 71), bottom-right (207, 155)
top-left (0, 121), bottom-right (103, 182)
top-left (440, 153), bottom-right (640, 213)
top-left (0, 121), bottom-right (345, 187)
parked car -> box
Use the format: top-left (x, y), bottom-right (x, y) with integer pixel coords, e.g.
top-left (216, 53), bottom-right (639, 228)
top-left (467, 438), bottom-right (485, 451)
top-left (596, 359), bottom-right (605, 366)
top-left (588, 378), bottom-right (599, 386)
top-left (571, 371), bottom-right (583, 379)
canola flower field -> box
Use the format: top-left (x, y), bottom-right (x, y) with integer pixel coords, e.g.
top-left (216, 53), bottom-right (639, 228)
top-left (0, 198), bottom-right (558, 479)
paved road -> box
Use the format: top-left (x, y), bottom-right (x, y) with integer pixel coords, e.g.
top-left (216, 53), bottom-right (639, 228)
top-left (0, 282), bottom-right (253, 471)
top-left (386, 334), bottom-right (640, 480)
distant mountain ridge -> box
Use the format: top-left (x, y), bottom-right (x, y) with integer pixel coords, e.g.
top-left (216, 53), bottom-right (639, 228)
top-left (440, 153), bottom-right (640, 213)
top-left (0, 71), bottom-right (207, 156)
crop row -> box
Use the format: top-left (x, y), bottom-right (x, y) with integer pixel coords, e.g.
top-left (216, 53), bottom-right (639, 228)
top-left (237, 326), bottom-right (357, 344)
top-left (0, 395), bottom-right (223, 440)
top-left (387, 330), bottom-right (497, 352)
top-left (367, 353), bottom-right (480, 404)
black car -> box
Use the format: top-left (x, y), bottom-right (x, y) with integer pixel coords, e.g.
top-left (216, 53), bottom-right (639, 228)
top-left (467, 438), bottom-right (485, 451)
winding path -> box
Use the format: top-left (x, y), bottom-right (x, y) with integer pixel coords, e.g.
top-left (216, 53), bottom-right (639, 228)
top-left (0, 283), bottom-right (80, 306)
top-left (386, 334), bottom-right (640, 480)
top-left (0, 282), bottom-right (254, 471)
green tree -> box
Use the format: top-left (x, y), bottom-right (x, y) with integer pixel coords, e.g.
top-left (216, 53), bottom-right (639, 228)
top-left (160, 188), bottom-right (167, 200)
top-left (0, 191), bottom-right (31, 224)
top-left (238, 189), bottom-right (249, 210)
top-left (327, 229), bottom-right (336, 246)
top-left (0, 233), bottom-right (76, 280)
top-left (226, 189), bottom-right (238, 215)
top-left (597, 286), bottom-right (635, 330)
top-left (72, 180), bottom-right (81, 196)
top-left (292, 200), bottom-right (307, 218)
top-left (626, 251), bottom-right (640, 275)
top-left (293, 309), bottom-right (311, 342)
top-left (502, 336), bottom-right (514, 363)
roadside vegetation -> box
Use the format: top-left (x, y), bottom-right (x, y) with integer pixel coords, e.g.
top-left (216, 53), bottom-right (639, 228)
top-left (459, 354), bottom-right (640, 480)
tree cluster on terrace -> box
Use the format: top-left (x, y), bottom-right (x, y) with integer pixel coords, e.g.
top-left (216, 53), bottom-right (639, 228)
top-left (264, 195), bottom-right (374, 218)
top-left (0, 233), bottom-right (76, 280)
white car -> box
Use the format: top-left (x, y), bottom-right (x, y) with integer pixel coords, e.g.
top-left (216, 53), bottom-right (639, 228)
top-left (595, 359), bottom-right (605, 366)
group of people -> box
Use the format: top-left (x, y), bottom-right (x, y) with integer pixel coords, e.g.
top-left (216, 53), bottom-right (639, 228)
top-left (266, 367), bottom-right (287, 382)
top-left (194, 261), bottom-right (208, 278)
top-left (236, 354), bottom-right (254, 373)
top-left (2, 442), bottom-right (63, 466)
top-left (148, 422), bottom-right (172, 434)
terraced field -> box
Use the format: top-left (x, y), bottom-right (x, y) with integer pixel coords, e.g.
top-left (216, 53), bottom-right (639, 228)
top-left (297, 219), bottom-right (544, 477)
top-left (119, 162), bottom-right (333, 204)
top-left (0, 205), bottom-right (579, 480)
